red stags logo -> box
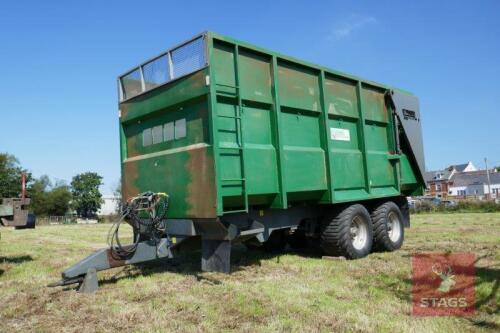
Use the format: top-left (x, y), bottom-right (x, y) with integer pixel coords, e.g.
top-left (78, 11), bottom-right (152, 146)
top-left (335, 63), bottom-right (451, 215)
top-left (412, 253), bottom-right (475, 316)
top-left (431, 263), bottom-right (456, 293)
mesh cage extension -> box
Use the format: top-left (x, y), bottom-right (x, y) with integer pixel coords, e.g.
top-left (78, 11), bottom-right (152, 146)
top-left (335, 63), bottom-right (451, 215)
top-left (171, 37), bottom-right (205, 79)
top-left (119, 35), bottom-right (206, 101)
top-left (143, 55), bottom-right (169, 90)
top-left (122, 69), bottom-right (142, 100)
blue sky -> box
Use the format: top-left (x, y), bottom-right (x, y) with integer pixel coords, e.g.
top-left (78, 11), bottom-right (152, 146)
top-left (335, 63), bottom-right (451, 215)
top-left (1, 1), bottom-right (499, 193)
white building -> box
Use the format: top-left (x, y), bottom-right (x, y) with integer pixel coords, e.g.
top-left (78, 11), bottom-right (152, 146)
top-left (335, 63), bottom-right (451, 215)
top-left (448, 171), bottom-right (500, 198)
top-left (97, 195), bottom-right (120, 216)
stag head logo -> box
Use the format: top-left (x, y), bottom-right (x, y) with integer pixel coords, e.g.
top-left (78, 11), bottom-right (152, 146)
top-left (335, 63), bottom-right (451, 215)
top-left (432, 263), bottom-right (456, 293)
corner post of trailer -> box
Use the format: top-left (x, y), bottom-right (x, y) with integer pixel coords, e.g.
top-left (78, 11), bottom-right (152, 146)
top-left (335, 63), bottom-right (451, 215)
top-left (318, 70), bottom-right (334, 203)
top-left (355, 81), bottom-right (371, 194)
top-left (270, 56), bottom-right (288, 209)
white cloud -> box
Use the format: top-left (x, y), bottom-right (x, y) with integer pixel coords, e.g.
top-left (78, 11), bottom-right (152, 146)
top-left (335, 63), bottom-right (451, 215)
top-left (329, 14), bottom-right (377, 40)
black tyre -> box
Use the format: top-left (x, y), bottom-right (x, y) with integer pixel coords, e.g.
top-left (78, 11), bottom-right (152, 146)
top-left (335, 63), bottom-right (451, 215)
top-left (321, 204), bottom-right (373, 259)
top-left (287, 230), bottom-right (308, 250)
top-left (371, 201), bottom-right (404, 251)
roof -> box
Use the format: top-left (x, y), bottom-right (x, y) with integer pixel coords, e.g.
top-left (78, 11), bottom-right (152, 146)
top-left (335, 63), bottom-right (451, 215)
top-left (447, 161), bottom-right (477, 172)
top-left (451, 171), bottom-right (500, 187)
top-left (425, 161), bottom-right (477, 183)
top-left (424, 169), bottom-right (453, 182)
top-left (450, 163), bottom-right (470, 172)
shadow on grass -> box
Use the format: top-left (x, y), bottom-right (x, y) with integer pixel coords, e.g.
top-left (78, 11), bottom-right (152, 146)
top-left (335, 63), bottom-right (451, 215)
top-left (0, 255), bottom-right (33, 277)
top-left (93, 243), bottom-right (323, 288)
top-left (0, 255), bottom-right (33, 264)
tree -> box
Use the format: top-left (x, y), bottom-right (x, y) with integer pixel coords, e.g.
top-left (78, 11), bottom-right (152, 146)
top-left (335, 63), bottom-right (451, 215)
top-left (71, 172), bottom-right (103, 218)
top-left (0, 153), bottom-right (33, 198)
top-left (46, 185), bottom-right (72, 216)
top-left (29, 176), bottom-right (51, 215)
top-left (29, 175), bottom-right (72, 216)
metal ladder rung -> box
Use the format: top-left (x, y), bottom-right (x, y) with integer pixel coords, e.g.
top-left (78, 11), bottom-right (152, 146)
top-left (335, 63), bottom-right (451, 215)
top-left (217, 115), bottom-right (241, 119)
top-left (219, 146), bottom-right (242, 150)
top-left (222, 209), bottom-right (247, 214)
top-left (216, 83), bottom-right (240, 89)
top-left (216, 91), bottom-right (238, 97)
top-left (221, 178), bottom-right (246, 182)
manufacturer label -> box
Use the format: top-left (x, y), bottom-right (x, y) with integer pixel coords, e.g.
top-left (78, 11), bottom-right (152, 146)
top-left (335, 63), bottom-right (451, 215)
top-left (330, 127), bottom-right (350, 141)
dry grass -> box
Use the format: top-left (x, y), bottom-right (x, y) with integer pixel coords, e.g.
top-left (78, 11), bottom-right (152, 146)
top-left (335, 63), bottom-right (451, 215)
top-left (0, 213), bottom-right (498, 332)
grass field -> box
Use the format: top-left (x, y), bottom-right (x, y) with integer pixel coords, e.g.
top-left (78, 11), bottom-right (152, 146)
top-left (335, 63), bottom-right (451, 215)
top-left (0, 213), bottom-right (498, 332)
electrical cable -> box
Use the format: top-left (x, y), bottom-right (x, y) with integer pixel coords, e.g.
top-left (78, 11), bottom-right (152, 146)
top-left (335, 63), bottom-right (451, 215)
top-left (107, 192), bottom-right (169, 260)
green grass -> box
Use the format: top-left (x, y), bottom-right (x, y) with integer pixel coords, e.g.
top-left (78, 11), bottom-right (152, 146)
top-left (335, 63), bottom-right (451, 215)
top-left (0, 213), bottom-right (498, 332)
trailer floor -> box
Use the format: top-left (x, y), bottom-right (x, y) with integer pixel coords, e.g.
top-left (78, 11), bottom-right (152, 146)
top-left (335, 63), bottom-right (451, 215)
top-left (0, 213), bottom-right (498, 332)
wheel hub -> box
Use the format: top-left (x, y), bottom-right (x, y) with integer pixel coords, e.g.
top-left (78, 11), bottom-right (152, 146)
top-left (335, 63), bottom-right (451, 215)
top-left (387, 212), bottom-right (402, 243)
top-left (350, 216), bottom-right (368, 250)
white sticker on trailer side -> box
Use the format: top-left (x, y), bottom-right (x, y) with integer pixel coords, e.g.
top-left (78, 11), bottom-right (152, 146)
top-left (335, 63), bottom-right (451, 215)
top-left (330, 127), bottom-right (350, 141)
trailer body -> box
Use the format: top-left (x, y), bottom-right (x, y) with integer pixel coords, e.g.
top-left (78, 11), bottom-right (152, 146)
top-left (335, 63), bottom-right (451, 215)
top-left (118, 32), bottom-right (424, 220)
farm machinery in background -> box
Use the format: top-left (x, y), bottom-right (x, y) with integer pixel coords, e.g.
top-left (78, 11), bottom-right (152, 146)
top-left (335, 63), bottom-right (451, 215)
top-left (0, 173), bottom-right (36, 230)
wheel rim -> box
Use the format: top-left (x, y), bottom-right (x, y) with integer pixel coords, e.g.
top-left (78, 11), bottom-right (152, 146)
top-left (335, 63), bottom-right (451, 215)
top-left (387, 211), bottom-right (402, 243)
top-left (350, 215), bottom-right (368, 250)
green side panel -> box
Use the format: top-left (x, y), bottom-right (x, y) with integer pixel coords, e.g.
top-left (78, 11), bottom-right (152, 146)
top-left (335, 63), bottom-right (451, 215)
top-left (278, 61), bottom-right (321, 112)
top-left (324, 75), bottom-right (359, 118)
top-left (243, 105), bottom-right (279, 195)
top-left (325, 76), bottom-right (368, 201)
top-left (281, 111), bottom-right (327, 194)
top-left (329, 117), bottom-right (365, 190)
top-left (361, 85), bottom-right (398, 194)
top-left (213, 41), bottom-right (236, 92)
top-left (400, 153), bottom-right (418, 185)
top-left (239, 49), bottom-right (273, 104)
top-left (277, 61), bottom-right (326, 198)
top-left (362, 85), bottom-right (390, 123)
top-left (324, 75), bottom-right (365, 197)
top-left (364, 124), bottom-right (393, 187)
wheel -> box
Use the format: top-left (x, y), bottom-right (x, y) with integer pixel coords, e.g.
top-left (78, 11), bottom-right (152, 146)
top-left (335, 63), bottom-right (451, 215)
top-left (245, 229), bottom-right (288, 252)
top-left (287, 229), bottom-right (308, 250)
top-left (371, 201), bottom-right (404, 251)
top-left (321, 204), bottom-right (373, 259)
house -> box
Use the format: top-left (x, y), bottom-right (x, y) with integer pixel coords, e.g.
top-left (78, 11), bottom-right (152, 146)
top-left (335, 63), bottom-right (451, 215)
top-left (424, 162), bottom-right (478, 198)
top-left (424, 162), bottom-right (477, 198)
top-left (424, 169), bottom-right (454, 198)
top-left (448, 171), bottom-right (500, 198)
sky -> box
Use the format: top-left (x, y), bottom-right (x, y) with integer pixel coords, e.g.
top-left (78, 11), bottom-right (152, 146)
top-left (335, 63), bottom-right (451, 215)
top-left (1, 1), bottom-right (499, 194)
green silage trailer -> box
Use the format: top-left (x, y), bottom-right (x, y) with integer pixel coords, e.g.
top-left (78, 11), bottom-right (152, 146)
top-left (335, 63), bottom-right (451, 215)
top-left (54, 32), bottom-right (426, 291)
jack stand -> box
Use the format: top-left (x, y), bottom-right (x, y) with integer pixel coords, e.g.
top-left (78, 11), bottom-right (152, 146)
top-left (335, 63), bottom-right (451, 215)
top-left (78, 267), bottom-right (98, 294)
